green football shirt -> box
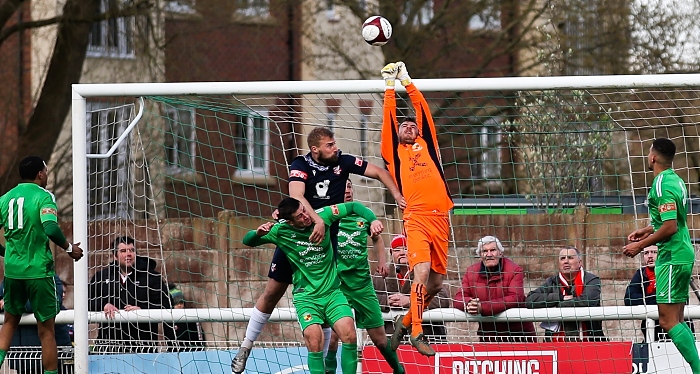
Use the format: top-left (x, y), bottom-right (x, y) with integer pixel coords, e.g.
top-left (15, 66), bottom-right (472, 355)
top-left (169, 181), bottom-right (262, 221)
top-left (648, 168), bottom-right (695, 265)
top-left (0, 183), bottom-right (58, 279)
top-left (336, 215), bottom-right (373, 290)
top-left (243, 201), bottom-right (377, 300)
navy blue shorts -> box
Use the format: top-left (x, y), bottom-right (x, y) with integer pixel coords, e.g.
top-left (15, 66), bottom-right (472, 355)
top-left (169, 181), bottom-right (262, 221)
top-left (267, 223), bottom-right (340, 284)
top-left (268, 247), bottom-right (294, 284)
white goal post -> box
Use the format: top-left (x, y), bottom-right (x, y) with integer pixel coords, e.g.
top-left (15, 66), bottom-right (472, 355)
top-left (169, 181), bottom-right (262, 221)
top-left (70, 74), bottom-right (700, 374)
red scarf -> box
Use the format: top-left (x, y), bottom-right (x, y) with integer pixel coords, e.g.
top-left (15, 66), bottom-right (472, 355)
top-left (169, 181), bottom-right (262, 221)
top-left (645, 267), bottom-right (656, 296)
top-left (559, 269), bottom-right (585, 297)
top-left (554, 269), bottom-right (587, 339)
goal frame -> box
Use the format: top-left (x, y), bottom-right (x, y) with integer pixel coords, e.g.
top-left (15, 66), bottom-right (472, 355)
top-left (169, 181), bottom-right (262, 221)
top-left (71, 73), bottom-right (700, 373)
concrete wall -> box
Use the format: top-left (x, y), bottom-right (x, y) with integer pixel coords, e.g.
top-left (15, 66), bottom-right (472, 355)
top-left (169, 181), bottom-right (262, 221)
top-left (24, 211), bottom-right (694, 345)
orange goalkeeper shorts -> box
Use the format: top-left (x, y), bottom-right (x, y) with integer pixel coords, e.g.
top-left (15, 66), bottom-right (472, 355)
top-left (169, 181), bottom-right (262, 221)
top-left (403, 211), bottom-right (449, 275)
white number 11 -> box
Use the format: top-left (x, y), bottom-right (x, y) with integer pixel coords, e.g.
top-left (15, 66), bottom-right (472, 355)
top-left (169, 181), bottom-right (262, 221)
top-left (8, 197), bottom-right (24, 229)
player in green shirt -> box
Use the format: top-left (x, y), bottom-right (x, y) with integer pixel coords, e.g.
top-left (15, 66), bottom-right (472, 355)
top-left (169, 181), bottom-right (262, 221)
top-left (324, 180), bottom-right (404, 374)
top-left (0, 156), bottom-right (83, 374)
top-left (624, 138), bottom-right (700, 373)
top-left (242, 197), bottom-right (383, 374)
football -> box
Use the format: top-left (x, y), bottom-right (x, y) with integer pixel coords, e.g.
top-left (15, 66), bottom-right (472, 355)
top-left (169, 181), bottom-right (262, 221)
top-left (362, 16), bottom-right (392, 46)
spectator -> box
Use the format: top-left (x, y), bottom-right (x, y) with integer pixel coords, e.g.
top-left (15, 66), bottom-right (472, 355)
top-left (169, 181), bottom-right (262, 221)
top-left (0, 275), bottom-right (72, 374)
top-left (624, 245), bottom-right (694, 341)
top-left (526, 246), bottom-right (606, 341)
top-left (373, 235), bottom-right (450, 342)
top-left (453, 236), bottom-right (536, 342)
top-left (168, 284), bottom-right (205, 351)
top-left (89, 236), bottom-right (175, 353)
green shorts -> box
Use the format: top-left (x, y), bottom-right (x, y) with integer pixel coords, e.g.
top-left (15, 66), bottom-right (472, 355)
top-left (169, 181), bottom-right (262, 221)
top-left (294, 289), bottom-right (353, 332)
top-left (340, 282), bottom-right (385, 330)
top-left (4, 277), bottom-right (59, 322)
top-left (655, 263), bottom-right (692, 304)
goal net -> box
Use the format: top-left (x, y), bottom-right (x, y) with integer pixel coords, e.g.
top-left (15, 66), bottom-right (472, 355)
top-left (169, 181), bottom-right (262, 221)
top-left (70, 76), bottom-right (700, 374)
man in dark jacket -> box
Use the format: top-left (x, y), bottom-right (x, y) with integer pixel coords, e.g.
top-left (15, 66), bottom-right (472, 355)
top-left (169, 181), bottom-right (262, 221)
top-left (453, 236), bottom-right (535, 342)
top-left (372, 235), bottom-right (450, 342)
top-left (624, 245), bottom-right (694, 342)
top-left (526, 246), bottom-right (606, 341)
top-left (89, 236), bottom-right (175, 353)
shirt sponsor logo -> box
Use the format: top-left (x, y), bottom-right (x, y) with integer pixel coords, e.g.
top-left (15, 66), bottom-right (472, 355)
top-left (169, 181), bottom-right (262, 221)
top-left (659, 203), bottom-right (676, 213)
top-left (290, 170), bottom-right (308, 180)
top-left (41, 207), bottom-right (57, 216)
top-left (331, 205), bottom-right (339, 215)
top-left (354, 157), bottom-right (363, 167)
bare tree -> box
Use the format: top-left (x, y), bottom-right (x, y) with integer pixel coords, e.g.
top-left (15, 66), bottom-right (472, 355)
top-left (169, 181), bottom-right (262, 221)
top-left (0, 0), bottom-right (158, 193)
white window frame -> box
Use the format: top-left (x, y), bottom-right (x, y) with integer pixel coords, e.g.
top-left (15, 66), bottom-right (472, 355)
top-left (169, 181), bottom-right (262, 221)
top-left (478, 118), bottom-right (502, 179)
top-left (86, 102), bottom-right (133, 220)
top-left (235, 0), bottom-right (270, 18)
top-left (235, 109), bottom-right (270, 177)
top-left (164, 105), bottom-right (197, 174)
top-left (401, 0), bottom-right (433, 26)
top-left (87, 0), bottom-right (136, 59)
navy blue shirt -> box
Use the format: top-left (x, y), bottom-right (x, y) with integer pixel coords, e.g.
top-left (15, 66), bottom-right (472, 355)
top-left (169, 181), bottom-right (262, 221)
top-left (288, 152), bottom-right (368, 209)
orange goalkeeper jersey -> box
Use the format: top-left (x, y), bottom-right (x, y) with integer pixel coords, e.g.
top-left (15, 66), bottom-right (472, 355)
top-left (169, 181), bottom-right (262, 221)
top-left (381, 84), bottom-right (453, 213)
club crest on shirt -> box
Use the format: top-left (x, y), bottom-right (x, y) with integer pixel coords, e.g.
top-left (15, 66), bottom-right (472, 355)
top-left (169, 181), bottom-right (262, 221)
top-left (333, 166), bottom-right (341, 175)
top-left (412, 143), bottom-right (423, 151)
top-left (331, 205), bottom-right (340, 215)
top-left (303, 313), bottom-right (313, 321)
top-left (270, 263), bottom-right (277, 272)
top-left (659, 203), bottom-right (677, 213)
top-left (354, 157), bottom-right (363, 167)
top-left (356, 220), bottom-right (365, 228)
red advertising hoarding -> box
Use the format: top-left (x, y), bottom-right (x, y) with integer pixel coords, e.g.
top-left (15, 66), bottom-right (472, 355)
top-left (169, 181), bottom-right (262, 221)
top-left (363, 342), bottom-right (632, 374)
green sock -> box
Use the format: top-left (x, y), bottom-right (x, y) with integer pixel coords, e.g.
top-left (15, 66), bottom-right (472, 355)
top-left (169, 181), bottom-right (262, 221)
top-left (44, 371), bottom-right (58, 374)
top-left (308, 351), bottom-right (325, 374)
top-left (668, 323), bottom-right (700, 373)
top-left (0, 349), bottom-right (6, 368)
top-left (324, 350), bottom-right (337, 374)
top-left (340, 343), bottom-right (357, 374)
top-left (378, 345), bottom-right (405, 374)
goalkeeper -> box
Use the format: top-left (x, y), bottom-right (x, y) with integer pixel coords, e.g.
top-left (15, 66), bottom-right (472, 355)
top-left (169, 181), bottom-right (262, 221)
top-left (380, 62), bottom-right (453, 357)
top-left (324, 180), bottom-right (404, 374)
top-left (242, 197), bottom-right (384, 374)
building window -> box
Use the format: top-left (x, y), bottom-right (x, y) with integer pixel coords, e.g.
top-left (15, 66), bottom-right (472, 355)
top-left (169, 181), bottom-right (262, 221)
top-left (359, 115), bottom-right (368, 157)
top-left (477, 119), bottom-right (501, 179)
top-left (165, 0), bottom-right (196, 14)
top-left (402, 0), bottom-right (433, 26)
top-left (326, 0), bottom-right (340, 21)
top-left (469, 8), bottom-right (501, 30)
top-left (86, 102), bottom-right (133, 219)
top-left (235, 0), bottom-right (270, 18)
top-left (88, 0), bottom-right (135, 58)
top-left (235, 110), bottom-right (270, 174)
top-left (164, 105), bottom-right (197, 174)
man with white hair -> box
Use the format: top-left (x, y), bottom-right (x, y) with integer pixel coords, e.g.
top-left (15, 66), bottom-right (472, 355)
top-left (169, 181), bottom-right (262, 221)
top-left (453, 236), bottom-right (535, 342)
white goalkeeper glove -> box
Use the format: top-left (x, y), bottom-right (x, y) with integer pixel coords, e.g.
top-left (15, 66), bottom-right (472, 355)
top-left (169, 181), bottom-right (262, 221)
top-left (396, 61), bottom-right (412, 86)
top-left (381, 63), bottom-right (399, 89)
